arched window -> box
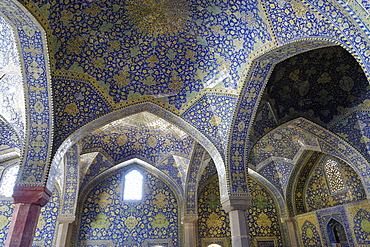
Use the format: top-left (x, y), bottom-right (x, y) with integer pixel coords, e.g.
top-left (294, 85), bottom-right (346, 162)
top-left (207, 244), bottom-right (222, 247)
top-left (123, 169), bottom-right (143, 201)
top-left (0, 164), bottom-right (19, 197)
top-left (324, 159), bottom-right (345, 193)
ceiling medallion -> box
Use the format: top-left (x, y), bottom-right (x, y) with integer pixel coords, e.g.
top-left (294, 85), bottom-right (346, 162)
top-left (125, 0), bottom-right (191, 38)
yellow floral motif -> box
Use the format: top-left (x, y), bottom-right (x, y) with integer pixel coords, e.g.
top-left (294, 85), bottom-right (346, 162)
top-left (153, 193), bottom-right (167, 208)
top-left (291, 1), bottom-right (308, 19)
top-left (361, 219), bottom-right (370, 233)
top-left (125, 0), bottom-right (190, 37)
top-left (257, 212), bottom-right (272, 228)
top-left (117, 134), bottom-right (128, 146)
top-left (147, 136), bottom-right (158, 148)
top-left (125, 216), bottom-right (139, 230)
top-left (64, 103), bottom-right (79, 116)
top-left (92, 213), bottom-right (110, 229)
top-left (151, 213), bottom-right (169, 228)
top-left (36, 217), bottom-right (46, 230)
top-left (98, 192), bottom-right (111, 207)
top-left (209, 115), bottom-right (222, 127)
top-left (206, 212), bottom-right (223, 228)
top-left (317, 72), bottom-right (332, 84)
top-left (0, 215), bottom-right (8, 229)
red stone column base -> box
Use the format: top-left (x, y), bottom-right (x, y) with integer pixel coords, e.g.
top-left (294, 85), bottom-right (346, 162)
top-left (5, 186), bottom-right (52, 247)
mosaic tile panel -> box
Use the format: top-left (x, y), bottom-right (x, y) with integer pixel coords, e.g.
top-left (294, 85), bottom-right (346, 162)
top-left (336, 0), bottom-right (370, 32)
top-left (181, 94), bottom-right (237, 155)
top-left (257, 161), bottom-right (294, 197)
top-left (348, 202), bottom-right (370, 245)
top-left (329, 112), bottom-right (368, 161)
top-left (60, 145), bottom-right (79, 217)
top-left (53, 78), bottom-right (112, 150)
top-left (249, 101), bottom-right (278, 146)
top-left (291, 151), bottom-right (322, 215)
top-left (305, 157), bottom-right (366, 212)
top-left (197, 175), bottom-right (231, 245)
top-left (33, 0), bottom-right (272, 110)
top-left (156, 155), bottom-right (190, 190)
top-left (304, 0), bottom-right (370, 76)
top-left (185, 143), bottom-right (205, 215)
top-left (0, 15), bottom-right (25, 146)
top-left (80, 153), bottom-right (114, 189)
top-left (199, 159), bottom-right (218, 191)
top-left (33, 186), bottom-right (60, 246)
top-left (299, 218), bottom-right (322, 246)
top-left (250, 124), bottom-right (318, 167)
top-left (248, 177), bottom-right (284, 246)
top-left (0, 198), bottom-right (15, 246)
top-left (318, 140), bottom-right (350, 166)
top-left (355, 111), bottom-right (370, 160)
top-left (264, 0), bottom-right (337, 43)
top-left (81, 123), bottom-right (194, 166)
top-left (0, 117), bottom-right (20, 153)
top-left (76, 166), bottom-right (179, 246)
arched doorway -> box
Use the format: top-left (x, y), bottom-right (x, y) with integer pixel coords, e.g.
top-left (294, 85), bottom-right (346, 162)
top-left (327, 218), bottom-right (349, 247)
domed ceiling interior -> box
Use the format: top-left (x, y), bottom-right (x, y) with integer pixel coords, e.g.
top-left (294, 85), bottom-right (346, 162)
top-left (37, 0), bottom-right (272, 109)
top-left (249, 46), bottom-right (370, 145)
top-left (265, 46), bottom-right (369, 126)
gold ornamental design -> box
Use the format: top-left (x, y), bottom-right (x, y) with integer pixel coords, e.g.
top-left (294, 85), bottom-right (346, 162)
top-left (125, 0), bottom-right (191, 37)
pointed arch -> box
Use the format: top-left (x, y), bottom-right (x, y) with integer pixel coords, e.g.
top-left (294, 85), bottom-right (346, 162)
top-left (77, 158), bottom-right (184, 209)
top-left (248, 168), bottom-right (288, 217)
top-left (52, 102), bottom-right (228, 199)
top-left (228, 35), bottom-right (370, 196)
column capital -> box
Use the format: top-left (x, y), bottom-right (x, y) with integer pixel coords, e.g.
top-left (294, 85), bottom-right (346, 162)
top-left (181, 216), bottom-right (198, 224)
top-left (221, 195), bottom-right (252, 213)
top-left (58, 216), bottom-right (76, 224)
top-left (281, 216), bottom-right (296, 223)
top-left (13, 186), bottom-right (52, 207)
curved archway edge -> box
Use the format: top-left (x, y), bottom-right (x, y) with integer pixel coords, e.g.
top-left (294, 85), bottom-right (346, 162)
top-left (0, 0), bottom-right (53, 188)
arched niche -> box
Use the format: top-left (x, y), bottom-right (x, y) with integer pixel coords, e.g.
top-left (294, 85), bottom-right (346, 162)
top-left (74, 158), bottom-right (181, 247)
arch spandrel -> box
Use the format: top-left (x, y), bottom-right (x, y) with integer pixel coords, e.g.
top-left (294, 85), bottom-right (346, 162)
top-left (1, 0), bottom-right (53, 189)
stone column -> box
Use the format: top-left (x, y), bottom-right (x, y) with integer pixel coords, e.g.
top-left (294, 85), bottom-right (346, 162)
top-left (55, 216), bottom-right (75, 247)
top-left (182, 216), bottom-right (198, 247)
top-left (221, 195), bottom-right (252, 247)
top-left (281, 217), bottom-right (300, 247)
top-left (5, 186), bottom-right (51, 247)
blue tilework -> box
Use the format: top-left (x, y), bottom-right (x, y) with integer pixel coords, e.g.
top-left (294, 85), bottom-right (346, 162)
top-left (76, 166), bottom-right (179, 246)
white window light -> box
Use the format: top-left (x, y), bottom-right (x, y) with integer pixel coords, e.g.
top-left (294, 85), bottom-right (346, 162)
top-left (0, 165), bottom-right (19, 197)
top-left (123, 169), bottom-right (143, 201)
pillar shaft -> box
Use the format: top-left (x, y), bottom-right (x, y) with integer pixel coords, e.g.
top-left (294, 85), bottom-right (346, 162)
top-left (229, 209), bottom-right (250, 247)
top-left (55, 217), bottom-right (75, 247)
top-left (281, 217), bottom-right (300, 247)
top-left (5, 186), bottom-right (51, 247)
top-left (221, 195), bottom-right (252, 247)
top-left (182, 216), bottom-right (198, 247)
